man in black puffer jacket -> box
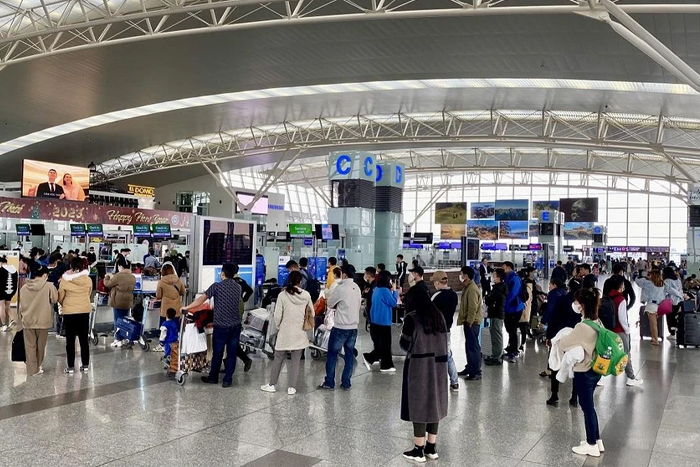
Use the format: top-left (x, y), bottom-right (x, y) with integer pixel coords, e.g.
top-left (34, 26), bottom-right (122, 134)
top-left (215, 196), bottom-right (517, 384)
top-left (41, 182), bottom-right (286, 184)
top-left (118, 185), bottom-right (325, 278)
top-left (484, 268), bottom-right (507, 365)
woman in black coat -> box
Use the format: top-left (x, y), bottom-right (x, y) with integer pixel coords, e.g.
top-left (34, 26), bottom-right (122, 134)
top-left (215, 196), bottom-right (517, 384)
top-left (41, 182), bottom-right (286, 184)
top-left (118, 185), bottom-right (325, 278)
top-left (400, 289), bottom-right (448, 463)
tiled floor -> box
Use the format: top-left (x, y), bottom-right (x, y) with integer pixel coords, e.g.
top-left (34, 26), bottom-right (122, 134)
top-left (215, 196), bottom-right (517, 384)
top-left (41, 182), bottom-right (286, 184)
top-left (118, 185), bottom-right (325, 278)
top-left (0, 300), bottom-right (699, 466)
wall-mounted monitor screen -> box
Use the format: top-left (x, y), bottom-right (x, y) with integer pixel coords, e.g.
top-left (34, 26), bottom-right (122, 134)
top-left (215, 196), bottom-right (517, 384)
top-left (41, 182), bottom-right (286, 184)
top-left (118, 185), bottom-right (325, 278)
top-left (21, 159), bottom-right (90, 201)
top-left (87, 224), bottom-right (103, 235)
top-left (133, 224), bottom-right (150, 236)
top-left (314, 224), bottom-right (340, 241)
top-left (235, 192), bottom-right (269, 215)
top-left (203, 220), bottom-right (254, 266)
top-left (70, 224), bottom-right (86, 236)
top-left (15, 224), bottom-right (30, 235)
top-left (30, 224), bottom-right (45, 236)
top-left (151, 224), bottom-right (172, 238)
top-left (289, 223), bottom-right (313, 238)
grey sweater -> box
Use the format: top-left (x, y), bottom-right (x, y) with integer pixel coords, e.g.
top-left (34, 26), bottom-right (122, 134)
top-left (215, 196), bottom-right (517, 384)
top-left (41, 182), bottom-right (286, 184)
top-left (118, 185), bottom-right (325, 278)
top-left (326, 279), bottom-right (361, 330)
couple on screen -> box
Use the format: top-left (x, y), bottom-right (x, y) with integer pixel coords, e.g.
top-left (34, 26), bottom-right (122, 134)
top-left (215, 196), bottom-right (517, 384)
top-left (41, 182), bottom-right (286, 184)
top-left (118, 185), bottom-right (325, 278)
top-left (34, 168), bottom-right (86, 201)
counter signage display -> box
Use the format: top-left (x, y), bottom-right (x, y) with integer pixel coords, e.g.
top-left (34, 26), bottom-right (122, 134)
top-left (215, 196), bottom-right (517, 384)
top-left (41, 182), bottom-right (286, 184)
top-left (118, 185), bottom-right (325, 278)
top-left (87, 224), bottom-right (103, 235)
top-left (255, 255), bottom-right (265, 286)
top-left (289, 223), bottom-right (313, 238)
top-left (151, 224), bottom-right (171, 238)
top-left (70, 224), bottom-right (86, 236)
top-left (133, 224), bottom-right (151, 236)
top-left (509, 244), bottom-right (530, 251)
top-left (528, 243), bottom-right (543, 251)
top-left (303, 238), bottom-right (313, 246)
top-left (15, 224), bottom-right (30, 235)
top-left (563, 245), bottom-right (575, 252)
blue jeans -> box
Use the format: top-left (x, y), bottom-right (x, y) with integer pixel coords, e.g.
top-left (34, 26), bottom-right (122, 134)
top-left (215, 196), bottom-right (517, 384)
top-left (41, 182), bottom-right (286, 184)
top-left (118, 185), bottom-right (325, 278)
top-left (324, 328), bottom-right (357, 389)
top-left (464, 323), bottom-right (482, 377)
top-left (209, 324), bottom-right (242, 384)
top-left (447, 332), bottom-right (458, 385)
top-left (574, 369), bottom-right (602, 445)
top-left (113, 308), bottom-right (129, 340)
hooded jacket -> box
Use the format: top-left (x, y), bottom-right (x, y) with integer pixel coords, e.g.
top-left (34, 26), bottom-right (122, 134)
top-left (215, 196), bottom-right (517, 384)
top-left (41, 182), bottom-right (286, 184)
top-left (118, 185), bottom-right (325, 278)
top-left (19, 276), bottom-right (58, 329)
top-left (0, 264), bottom-right (18, 300)
top-left (58, 270), bottom-right (93, 314)
top-left (505, 270), bottom-right (525, 314)
top-left (156, 274), bottom-right (186, 317)
top-left (273, 287), bottom-right (313, 351)
top-left (103, 269), bottom-right (136, 310)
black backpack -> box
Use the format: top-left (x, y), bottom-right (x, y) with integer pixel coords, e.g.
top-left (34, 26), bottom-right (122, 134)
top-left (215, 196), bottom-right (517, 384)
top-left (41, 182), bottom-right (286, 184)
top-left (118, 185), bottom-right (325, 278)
top-left (518, 279), bottom-right (529, 304)
top-left (302, 269), bottom-right (321, 303)
top-left (598, 295), bottom-right (617, 330)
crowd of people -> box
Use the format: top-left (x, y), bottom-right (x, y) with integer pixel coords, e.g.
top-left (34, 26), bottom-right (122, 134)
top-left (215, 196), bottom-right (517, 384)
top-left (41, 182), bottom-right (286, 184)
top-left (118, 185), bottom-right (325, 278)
top-left (4, 246), bottom-right (694, 462)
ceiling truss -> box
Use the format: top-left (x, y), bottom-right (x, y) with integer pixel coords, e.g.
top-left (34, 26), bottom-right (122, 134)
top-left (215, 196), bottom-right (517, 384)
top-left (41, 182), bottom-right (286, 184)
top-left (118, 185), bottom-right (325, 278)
top-left (97, 109), bottom-right (700, 192)
top-left (2, 0), bottom-right (700, 68)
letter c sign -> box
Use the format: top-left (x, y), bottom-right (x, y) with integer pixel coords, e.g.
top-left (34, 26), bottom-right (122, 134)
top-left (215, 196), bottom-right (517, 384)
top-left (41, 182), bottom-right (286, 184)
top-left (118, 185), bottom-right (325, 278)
top-left (363, 155), bottom-right (374, 177)
top-left (336, 154), bottom-right (352, 176)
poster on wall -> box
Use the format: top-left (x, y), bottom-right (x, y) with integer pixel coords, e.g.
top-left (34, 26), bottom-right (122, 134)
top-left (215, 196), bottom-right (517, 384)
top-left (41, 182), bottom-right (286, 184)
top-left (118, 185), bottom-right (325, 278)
top-left (499, 221), bottom-right (529, 240)
top-left (22, 160), bottom-right (90, 201)
top-left (495, 199), bottom-right (529, 221)
top-left (532, 200), bottom-right (560, 218)
top-left (559, 198), bottom-right (599, 222)
top-left (563, 222), bottom-right (595, 240)
top-left (434, 202), bottom-right (467, 224)
top-left (467, 220), bottom-right (499, 240)
top-left (440, 224), bottom-right (466, 240)
top-left (470, 202), bottom-right (495, 219)
top-left (529, 220), bottom-right (539, 238)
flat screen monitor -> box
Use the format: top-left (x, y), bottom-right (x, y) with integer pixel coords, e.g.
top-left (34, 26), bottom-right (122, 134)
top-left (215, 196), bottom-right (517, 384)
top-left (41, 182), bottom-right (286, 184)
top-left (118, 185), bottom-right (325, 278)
top-left (314, 224), bottom-right (340, 241)
top-left (30, 224), bottom-right (45, 236)
top-left (70, 224), bottom-right (87, 236)
top-left (235, 192), bottom-right (269, 215)
top-left (87, 224), bottom-right (103, 235)
top-left (133, 224), bottom-right (150, 236)
top-left (21, 159), bottom-right (90, 201)
top-left (15, 224), bottom-right (30, 235)
top-left (151, 224), bottom-right (171, 238)
top-left (202, 220), bottom-right (254, 266)
top-left (289, 223), bottom-right (313, 238)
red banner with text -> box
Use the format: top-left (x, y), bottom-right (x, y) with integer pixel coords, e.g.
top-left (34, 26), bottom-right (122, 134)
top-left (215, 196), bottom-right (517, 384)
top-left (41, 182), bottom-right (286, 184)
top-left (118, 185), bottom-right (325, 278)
top-left (0, 196), bottom-right (192, 228)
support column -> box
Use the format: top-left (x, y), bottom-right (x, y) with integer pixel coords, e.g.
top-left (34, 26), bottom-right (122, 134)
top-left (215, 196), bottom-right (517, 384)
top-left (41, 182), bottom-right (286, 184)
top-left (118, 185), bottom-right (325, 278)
top-left (374, 162), bottom-right (405, 268)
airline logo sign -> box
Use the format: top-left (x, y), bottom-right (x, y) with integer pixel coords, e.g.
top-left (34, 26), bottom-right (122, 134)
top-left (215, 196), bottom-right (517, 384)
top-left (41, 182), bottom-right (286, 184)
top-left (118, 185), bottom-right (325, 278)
top-left (376, 161), bottom-right (406, 188)
top-left (329, 152), bottom-right (376, 182)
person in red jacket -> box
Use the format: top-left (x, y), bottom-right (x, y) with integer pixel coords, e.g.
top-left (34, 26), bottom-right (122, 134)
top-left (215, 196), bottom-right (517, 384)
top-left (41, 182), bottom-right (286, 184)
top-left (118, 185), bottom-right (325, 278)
top-left (605, 275), bottom-right (643, 387)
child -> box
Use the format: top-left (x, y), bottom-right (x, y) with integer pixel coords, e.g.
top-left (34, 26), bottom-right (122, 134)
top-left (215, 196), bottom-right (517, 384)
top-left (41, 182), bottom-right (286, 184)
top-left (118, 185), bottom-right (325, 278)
top-left (159, 307), bottom-right (179, 360)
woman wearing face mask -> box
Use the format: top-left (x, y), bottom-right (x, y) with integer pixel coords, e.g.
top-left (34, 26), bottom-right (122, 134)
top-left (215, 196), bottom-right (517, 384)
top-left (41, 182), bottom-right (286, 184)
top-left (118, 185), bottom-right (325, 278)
top-left (544, 278), bottom-right (581, 407)
top-left (557, 288), bottom-right (605, 458)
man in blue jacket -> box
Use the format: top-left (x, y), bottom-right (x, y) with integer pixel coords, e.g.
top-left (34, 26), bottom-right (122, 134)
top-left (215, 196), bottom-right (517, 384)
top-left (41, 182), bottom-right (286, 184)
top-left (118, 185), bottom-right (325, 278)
top-left (503, 261), bottom-right (524, 363)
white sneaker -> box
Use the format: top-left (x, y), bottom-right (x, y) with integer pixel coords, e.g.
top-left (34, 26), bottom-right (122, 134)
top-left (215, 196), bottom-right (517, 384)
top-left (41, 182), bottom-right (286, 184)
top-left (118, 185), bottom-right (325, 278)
top-left (596, 381), bottom-right (604, 387)
top-left (0, 325), bottom-right (7, 332)
top-left (111, 340), bottom-right (123, 348)
top-left (626, 378), bottom-right (643, 387)
top-left (597, 439), bottom-right (605, 453)
top-left (121, 339), bottom-right (131, 345)
top-left (572, 441), bottom-right (600, 457)
top-left (6, 321), bottom-right (15, 331)
top-left (380, 367), bottom-right (397, 373)
top-left (287, 387), bottom-right (297, 395)
top-left (152, 344), bottom-right (164, 352)
top-left (260, 384), bottom-right (276, 393)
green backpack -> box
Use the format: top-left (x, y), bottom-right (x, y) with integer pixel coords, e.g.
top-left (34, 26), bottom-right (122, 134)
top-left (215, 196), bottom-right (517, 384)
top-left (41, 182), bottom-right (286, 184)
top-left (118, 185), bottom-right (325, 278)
top-left (583, 320), bottom-right (629, 376)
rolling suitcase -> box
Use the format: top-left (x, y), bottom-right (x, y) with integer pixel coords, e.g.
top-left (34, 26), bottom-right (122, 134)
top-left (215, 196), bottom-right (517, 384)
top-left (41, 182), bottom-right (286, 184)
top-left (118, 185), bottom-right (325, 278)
top-left (481, 319), bottom-right (493, 358)
top-left (639, 306), bottom-right (665, 340)
top-left (682, 313), bottom-right (700, 347)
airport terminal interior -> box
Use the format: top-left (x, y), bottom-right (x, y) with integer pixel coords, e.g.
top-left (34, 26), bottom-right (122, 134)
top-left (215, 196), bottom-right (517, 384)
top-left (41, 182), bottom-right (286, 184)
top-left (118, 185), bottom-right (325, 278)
top-left (3, 1), bottom-right (700, 466)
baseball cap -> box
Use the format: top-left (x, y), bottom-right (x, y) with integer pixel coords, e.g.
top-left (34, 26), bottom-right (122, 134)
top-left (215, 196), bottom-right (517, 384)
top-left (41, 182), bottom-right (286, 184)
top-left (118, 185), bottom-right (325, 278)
top-left (408, 265), bottom-right (424, 276)
top-left (431, 270), bottom-right (448, 282)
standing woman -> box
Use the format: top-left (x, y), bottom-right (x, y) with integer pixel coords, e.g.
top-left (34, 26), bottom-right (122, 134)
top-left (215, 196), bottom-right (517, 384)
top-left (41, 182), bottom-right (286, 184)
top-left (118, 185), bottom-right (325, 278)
top-left (558, 288), bottom-right (605, 457)
top-left (156, 263), bottom-right (185, 328)
top-left (662, 267), bottom-right (684, 340)
top-left (261, 271), bottom-right (313, 396)
top-left (58, 257), bottom-right (93, 373)
top-left (519, 270), bottom-right (534, 351)
top-left (18, 267), bottom-right (58, 376)
top-left (400, 286), bottom-right (449, 463)
top-left (635, 269), bottom-right (665, 346)
top-left (362, 270), bottom-right (399, 373)
top-left (0, 256), bottom-right (19, 332)
top-left (103, 258), bottom-right (136, 348)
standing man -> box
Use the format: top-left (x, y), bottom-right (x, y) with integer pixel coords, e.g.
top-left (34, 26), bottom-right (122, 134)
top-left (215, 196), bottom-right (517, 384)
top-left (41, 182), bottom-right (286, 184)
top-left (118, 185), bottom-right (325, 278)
top-left (232, 264), bottom-right (255, 373)
top-left (403, 266), bottom-right (430, 313)
top-left (396, 254), bottom-right (408, 288)
top-left (457, 266), bottom-right (482, 380)
top-left (285, 260), bottom-right (307, 289)
top-left (362, 267), bottom-right (377, 332)
top-left (35, 169), bottom-right (65, 199)
top-left (613, 263), bottom-right (636, 309)
top-left (184, 263), bottom-right (242, 388)
top-left (503, 261), bottom-right (525, 363)
top-left (319, 264), bottom-right (361, 390)
top-left (565, 258), bottom-right (575, 280)
top-left (551, 261), bottom-right (567, 284)
top-left (431, 270), bottom-right (460, 391)
top-left (484, 268), bottom-right (507, 366)
top-left (479, 258), bottom-right (492, 296)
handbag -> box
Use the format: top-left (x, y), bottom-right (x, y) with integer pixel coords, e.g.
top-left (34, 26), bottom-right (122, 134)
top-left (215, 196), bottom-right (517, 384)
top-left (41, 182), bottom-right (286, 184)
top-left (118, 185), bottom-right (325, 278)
top-left (657, 298), bottom-right (673, 317)
top-left (180, 323), bottom-right (207, 354)
top-left (303, 304), bottom-right (314, 331)
top-left (12, 330), bottom-right (26, 362)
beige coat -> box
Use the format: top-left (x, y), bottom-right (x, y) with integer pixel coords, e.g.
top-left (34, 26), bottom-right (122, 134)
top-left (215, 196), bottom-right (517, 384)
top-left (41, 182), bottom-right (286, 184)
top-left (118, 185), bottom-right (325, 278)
top-left (273, 288), bottom-right (313, 351)
top-left (558, 320), bottom-right (601, 372)
top-left (156, 274), bottom-right (185, 317)
top-left (19, 277), bottom-right (58, 329)
top-left (520, 283), bottom-right (534, 323)
top-left (103, 269), bottom-right (136, 309)
top-left (58, 270), bottom-right (93, 314)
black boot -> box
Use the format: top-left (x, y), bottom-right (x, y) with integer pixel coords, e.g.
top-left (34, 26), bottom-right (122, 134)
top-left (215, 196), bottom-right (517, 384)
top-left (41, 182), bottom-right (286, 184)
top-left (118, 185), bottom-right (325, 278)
top-left (424, 442), bottom-right (438, 460)
top-left (402, 445), bottom-right (425, 462)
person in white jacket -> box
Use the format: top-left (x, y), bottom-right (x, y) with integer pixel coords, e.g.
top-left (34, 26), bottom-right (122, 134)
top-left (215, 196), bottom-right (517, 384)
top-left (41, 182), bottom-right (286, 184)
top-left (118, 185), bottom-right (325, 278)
top-left (663, 267), bottom-right (684, 340)
top-left (635, 269), bottom-right (665, 346)
top-left (261, 270), bottom-right (313, 396)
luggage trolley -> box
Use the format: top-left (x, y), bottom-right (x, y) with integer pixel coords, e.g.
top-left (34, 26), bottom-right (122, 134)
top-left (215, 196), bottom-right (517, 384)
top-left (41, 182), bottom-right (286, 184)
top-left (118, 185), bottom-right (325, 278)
top-left (89, 293), bottom-right (109, 346)
top-left (173, 311), bottom-right (209, 386)
top-left (114, 296), bottom-right (151, 351)
top-left (239, 305), bottom-right (276, 360)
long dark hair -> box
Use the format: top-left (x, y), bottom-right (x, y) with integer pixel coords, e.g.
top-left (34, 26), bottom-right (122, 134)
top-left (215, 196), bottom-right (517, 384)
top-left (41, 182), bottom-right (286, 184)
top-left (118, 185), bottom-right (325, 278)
top-left (412, 290), bottom-right (447, 335)
top-left (603, 275), bottom-right (625, 297)
top-left (376, 270), bottom-right (392, 289)
top-left (285, 270), bottom-right (303, 295)
top-left (574, 288), bottom-right (600, 320)
top-left (662, 266), bottom-right (677, 281)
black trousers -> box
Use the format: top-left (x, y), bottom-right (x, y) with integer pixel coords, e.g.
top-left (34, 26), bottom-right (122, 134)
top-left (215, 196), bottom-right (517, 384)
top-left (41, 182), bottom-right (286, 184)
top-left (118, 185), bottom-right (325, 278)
top-left (413, 422), bottom-right (439, 437)
top-left (550, 369), bottom-right (578, 401)
top-left (63, 313), bottom-right (90, 368)
top-left (365, 323), bottom-right (394, 369)
top-left (667, 304), bottom-right (681, 335)
top-left (519, 322), bottom-right (529, 347)
top-left (504, 313), bottom-right (522, 354)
